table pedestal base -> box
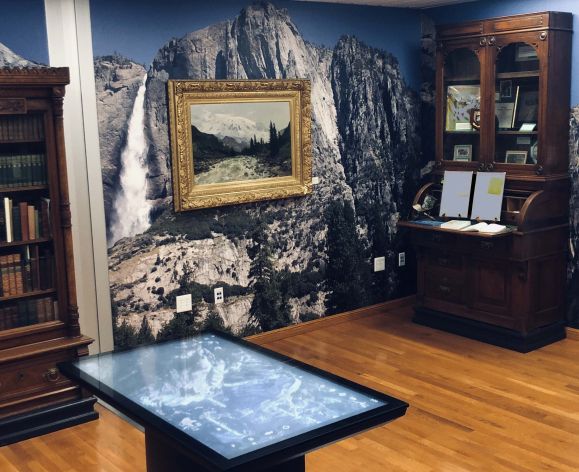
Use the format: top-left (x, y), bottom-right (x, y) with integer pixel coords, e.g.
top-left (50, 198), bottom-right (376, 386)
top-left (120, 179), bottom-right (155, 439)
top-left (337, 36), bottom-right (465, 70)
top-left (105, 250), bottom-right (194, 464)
top-left (145, 426), bottom-right (306, 471)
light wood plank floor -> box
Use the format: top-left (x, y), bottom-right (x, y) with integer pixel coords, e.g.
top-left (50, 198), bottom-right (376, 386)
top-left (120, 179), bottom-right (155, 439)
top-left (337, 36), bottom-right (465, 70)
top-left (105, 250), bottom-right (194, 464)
top-left (2, 305), bottom-right (579, 471)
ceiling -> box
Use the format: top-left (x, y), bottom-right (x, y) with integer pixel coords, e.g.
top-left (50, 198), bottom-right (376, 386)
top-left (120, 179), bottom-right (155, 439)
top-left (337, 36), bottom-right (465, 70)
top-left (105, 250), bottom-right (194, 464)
top-left (297, 0), bottom-right (479, 9)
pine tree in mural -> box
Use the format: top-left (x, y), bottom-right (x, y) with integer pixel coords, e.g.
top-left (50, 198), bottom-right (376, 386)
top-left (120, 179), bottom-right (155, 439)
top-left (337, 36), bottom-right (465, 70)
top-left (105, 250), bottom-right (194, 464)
top-left (136, 315), bottom-right (155, 345)
top-left (114, 319), bottom-right (138, 349)
top-left (325, 201), bottom-right (370, 314)
top-left (248, 221), bottom-right (291, 331)
top-left (156, 307), bottom-right (201, 341)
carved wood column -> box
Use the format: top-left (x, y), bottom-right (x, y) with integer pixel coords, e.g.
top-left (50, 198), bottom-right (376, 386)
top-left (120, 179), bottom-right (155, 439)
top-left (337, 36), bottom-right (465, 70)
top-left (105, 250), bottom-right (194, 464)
top-left (52, 86), bottom-right (81, 338)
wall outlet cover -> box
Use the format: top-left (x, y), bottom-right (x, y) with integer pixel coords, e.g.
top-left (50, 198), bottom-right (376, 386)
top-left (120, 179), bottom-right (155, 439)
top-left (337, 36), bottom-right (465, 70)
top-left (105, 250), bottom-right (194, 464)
top-left (374, 256), bottom-right (386, 272)
top-left (214, 287), bottom-right (224, 304)
top-left (312, 176), bottom-right (320, 185)
top-left (176, 294), bottom-right (192, 313)
top-left (398, 252), bottom-right (406, 267)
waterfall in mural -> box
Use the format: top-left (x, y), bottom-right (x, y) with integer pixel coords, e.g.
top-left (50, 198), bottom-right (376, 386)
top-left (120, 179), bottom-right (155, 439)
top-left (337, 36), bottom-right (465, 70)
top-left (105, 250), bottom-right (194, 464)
top-left (109, 75), bottom-right (151, 246)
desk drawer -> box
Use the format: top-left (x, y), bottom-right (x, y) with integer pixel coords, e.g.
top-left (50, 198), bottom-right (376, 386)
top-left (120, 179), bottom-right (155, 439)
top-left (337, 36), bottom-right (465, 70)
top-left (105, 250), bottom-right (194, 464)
top-left (424, 273), bottom-right (465, 305)
top-left (425, 253), bottom-right (463, 272)
top-left (466, 237), bottom-right (510, 258)
top-left (0, 352), bottom-right (72, 402)
top-left (413, 230), bottom-right (457, 248)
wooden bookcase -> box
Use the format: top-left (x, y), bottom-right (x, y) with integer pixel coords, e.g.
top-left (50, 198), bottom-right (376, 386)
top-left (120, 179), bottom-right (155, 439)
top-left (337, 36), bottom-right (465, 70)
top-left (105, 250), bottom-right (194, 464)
top-left (400, 12), bottom-right (572, 352)
top-left (0, 67), bottom-right (97, 445)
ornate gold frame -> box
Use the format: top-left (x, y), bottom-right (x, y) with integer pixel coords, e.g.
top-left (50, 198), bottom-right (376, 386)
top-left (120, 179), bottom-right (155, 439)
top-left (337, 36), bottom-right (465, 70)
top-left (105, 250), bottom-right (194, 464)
top-left (168, 79), bottom-right (312, 211)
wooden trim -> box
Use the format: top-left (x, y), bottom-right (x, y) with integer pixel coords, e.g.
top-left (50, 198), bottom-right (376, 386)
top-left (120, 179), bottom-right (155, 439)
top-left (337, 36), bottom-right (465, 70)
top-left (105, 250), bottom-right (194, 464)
top-left (0, 336), bottom-right (93, 364)
top-left (566, 328), bottom-right (579, 341)
top-left (246, 296), bottom-right (415, 344)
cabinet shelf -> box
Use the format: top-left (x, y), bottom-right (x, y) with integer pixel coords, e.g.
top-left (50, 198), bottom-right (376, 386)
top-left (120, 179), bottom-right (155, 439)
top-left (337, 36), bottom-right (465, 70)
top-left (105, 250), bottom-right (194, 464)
top-left (0, 185), bottom-right (49, 193)
top-left (0, 289), bottom-right (56, 303)
top-left (0, 237), bottom-right (51, 249)
top-left (444, 130), bottom-right (480, 134)
top-left (496, 71), bottom-right (539, 80)
top-left (496, 131), bottom-right (538, 135)
top-left (0, 138), bottom-right (45, 145)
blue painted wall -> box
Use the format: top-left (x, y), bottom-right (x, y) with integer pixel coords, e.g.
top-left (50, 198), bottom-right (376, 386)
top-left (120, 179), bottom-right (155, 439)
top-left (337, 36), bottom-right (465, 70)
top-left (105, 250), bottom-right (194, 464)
top-left (427, 0), bottom-right (578, 105)
top-left (0, 0), bottom-right (48, 65)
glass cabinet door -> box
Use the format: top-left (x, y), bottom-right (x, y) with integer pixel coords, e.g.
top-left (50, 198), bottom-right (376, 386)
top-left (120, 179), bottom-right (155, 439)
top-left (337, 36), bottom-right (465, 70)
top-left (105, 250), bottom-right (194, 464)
top-left (442, 47), bottom-right (481, 165)
top-left (493, 42), bottom-right (540, 167)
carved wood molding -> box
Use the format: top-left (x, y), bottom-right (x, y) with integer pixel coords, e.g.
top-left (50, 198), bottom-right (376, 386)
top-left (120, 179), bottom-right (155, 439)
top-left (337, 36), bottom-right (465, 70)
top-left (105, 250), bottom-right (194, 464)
top-left (60, 202), bottom-right (72, 228)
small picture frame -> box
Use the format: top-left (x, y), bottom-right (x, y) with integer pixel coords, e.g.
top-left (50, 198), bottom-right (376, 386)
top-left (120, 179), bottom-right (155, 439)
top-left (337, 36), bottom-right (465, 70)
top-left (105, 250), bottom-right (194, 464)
top-left (499, 80), bottom-right (513, 99)
top-left (515, 44), bottom-right (538, 62)
top-left (453, 144), bottom-right (473, 162)
top-left (505, 150), bottom-right (528, 165)
top-left (469, 108), bottom-right (481, 130)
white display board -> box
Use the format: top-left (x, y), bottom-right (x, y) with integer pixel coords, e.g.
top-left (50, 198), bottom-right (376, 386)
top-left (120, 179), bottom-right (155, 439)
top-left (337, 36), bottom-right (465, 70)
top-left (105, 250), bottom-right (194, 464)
top-left (470, 172), bottom-right (506, 221)
top-left (439, 171), bottom-right (473, 218)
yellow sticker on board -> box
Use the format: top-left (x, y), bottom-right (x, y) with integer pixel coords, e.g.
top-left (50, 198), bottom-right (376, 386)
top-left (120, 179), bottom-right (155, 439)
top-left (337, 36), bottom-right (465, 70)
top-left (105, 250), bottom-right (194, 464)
top-left (488, 177), bottom-right (503, 195)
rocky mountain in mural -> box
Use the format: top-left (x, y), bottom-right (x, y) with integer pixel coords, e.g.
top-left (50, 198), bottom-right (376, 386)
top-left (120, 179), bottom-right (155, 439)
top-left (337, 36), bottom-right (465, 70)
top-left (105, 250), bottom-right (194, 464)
top-left (0, 42), bottom-right (37, 67)
top-left (100, 2), bottom-right (422, 345)
top-left (568, 105), bottom-right (579, 327)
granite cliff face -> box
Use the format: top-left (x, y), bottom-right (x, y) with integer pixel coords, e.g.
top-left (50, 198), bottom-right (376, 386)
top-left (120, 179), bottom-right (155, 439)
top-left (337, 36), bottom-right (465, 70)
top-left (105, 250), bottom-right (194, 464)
top-left (93, 55), bottom-right (147, 231)
top-left (101, 2), bottom-right (422, 339)
top-left (568, 106), bottom-right (579, 326)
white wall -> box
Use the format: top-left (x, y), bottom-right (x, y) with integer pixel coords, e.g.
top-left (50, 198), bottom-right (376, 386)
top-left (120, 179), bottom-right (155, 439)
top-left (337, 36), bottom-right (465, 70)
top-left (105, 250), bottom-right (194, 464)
top-left (44, 0), bottom-right (113, 353)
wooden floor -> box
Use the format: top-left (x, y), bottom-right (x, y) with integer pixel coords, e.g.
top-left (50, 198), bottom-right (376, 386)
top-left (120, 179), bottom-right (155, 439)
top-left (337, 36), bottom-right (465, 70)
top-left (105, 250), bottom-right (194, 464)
top-left (2, 304), bottom-right (579, 471)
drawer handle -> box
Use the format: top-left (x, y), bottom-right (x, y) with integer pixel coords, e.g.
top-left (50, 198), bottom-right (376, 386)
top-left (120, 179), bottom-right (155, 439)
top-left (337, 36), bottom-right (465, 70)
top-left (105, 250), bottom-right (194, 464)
top-left (17, 372), bottom-right (25, 382)
top-left (480, 241), bottom-right (494, 250)
top-left (44, 368), bottom-right (60, 383)
top-left (439, 285), bottom-right (451, 294)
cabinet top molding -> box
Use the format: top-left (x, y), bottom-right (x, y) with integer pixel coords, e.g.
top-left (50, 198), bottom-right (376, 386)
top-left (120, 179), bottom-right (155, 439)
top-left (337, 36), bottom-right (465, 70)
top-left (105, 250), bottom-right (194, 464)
top-left (438, 11), bottom-right (573, 39)
top-left (0, 67), bottom-right (70, 86)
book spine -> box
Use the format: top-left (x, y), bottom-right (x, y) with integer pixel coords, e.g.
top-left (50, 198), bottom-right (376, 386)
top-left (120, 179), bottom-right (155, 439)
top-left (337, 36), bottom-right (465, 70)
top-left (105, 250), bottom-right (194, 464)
top-left (27, 205), bottom-right (35, 240)
top-left (4, 197), bottom-right (12, 243)
top-left (19, 201), bottom-right (29, 241)
top-left (0, 255), bottom-right (8, 297)
top-left (12, 204), bottom-right (21, 241)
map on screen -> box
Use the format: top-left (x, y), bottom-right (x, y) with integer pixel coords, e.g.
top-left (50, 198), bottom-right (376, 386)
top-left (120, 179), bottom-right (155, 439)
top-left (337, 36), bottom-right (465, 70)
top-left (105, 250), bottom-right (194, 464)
top-left (73, 333), bottom-right (388, 459)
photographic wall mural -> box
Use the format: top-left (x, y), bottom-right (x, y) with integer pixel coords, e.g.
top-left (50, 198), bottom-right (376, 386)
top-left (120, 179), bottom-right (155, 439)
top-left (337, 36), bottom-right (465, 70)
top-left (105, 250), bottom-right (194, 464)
top-left (91, 0), bottom-right (425, 348)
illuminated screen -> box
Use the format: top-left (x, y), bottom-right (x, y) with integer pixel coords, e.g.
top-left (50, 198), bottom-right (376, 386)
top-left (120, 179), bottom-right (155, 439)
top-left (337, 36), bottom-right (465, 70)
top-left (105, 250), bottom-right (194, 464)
top-left (73, 333), bottom-right (388, 459)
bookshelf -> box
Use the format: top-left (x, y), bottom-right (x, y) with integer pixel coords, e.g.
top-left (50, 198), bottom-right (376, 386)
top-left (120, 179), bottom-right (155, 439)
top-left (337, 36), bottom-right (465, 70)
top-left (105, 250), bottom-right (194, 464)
top-left (0, 67), bottom-right (96, 445)
top-left (400, 12), bottom-right (572, 352)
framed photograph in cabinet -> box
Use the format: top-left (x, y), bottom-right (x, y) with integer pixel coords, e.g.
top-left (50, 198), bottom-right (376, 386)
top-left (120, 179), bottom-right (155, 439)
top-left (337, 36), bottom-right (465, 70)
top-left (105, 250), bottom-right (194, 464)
top-left (168, 79), bottom-right (312, 211)
top-left (445, 85), bottom-right (480, 131)
top-left (515, 44), bottom-right (538, 62)
top-left (453, 144), bottom-right (472, 162)
top-left (515, 90), bottom-right (539, 126)
top-left (505, 150), bottom-right (528, 165)
top-left (499, 80), bottom-right (513, 99)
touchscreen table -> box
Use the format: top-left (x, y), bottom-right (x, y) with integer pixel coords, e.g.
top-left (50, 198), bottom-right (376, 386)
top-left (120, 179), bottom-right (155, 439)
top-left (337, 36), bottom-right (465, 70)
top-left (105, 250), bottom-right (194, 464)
top-left (59, 332), bottom-right (408, 471)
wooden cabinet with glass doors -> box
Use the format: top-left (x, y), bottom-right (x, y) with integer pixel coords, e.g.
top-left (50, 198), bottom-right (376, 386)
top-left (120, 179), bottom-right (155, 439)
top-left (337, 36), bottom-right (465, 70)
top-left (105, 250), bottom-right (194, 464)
top-left (0, 67), bottom-right (97, 445)
top-left (401, 12), bottom-right (573, 352)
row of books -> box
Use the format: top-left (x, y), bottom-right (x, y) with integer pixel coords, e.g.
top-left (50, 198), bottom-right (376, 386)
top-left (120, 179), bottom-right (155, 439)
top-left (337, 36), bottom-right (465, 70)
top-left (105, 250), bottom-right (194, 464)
top-left (0, 248), bottom-right (54, 297)
top-left (0, 114), bottom-right (45, 142)
top-left (0, 154), bottom-right (48, 188)
top-left (1, 197), bottom-right (50, 243)
top-left (0, 297), bottom-right (57, 331)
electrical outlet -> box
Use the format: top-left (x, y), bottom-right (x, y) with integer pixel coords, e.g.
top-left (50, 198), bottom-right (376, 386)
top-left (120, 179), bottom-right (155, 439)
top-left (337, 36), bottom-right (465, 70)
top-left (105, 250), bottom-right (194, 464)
top-left (214, 287), bottom-right (224, 304)
top-left (374, 256), bottom-right (386, 272)
top-left (398, 252), bottom-right (406, 267)
top-left (312, 176), bottom-right (320, 185)
top-left (176, 294), bottom-right (192, 313)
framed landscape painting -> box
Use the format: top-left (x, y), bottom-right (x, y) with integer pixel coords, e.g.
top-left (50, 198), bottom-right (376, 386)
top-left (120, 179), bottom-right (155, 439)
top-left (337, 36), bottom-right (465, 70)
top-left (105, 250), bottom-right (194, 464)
top-left (168, 80), bottom-right (312, 211)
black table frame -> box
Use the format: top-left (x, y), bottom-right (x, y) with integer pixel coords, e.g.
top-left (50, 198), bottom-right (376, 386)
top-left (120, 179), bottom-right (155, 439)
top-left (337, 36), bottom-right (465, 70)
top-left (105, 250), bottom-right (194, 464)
top-left (59, 331), bottom-right (408, 471)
